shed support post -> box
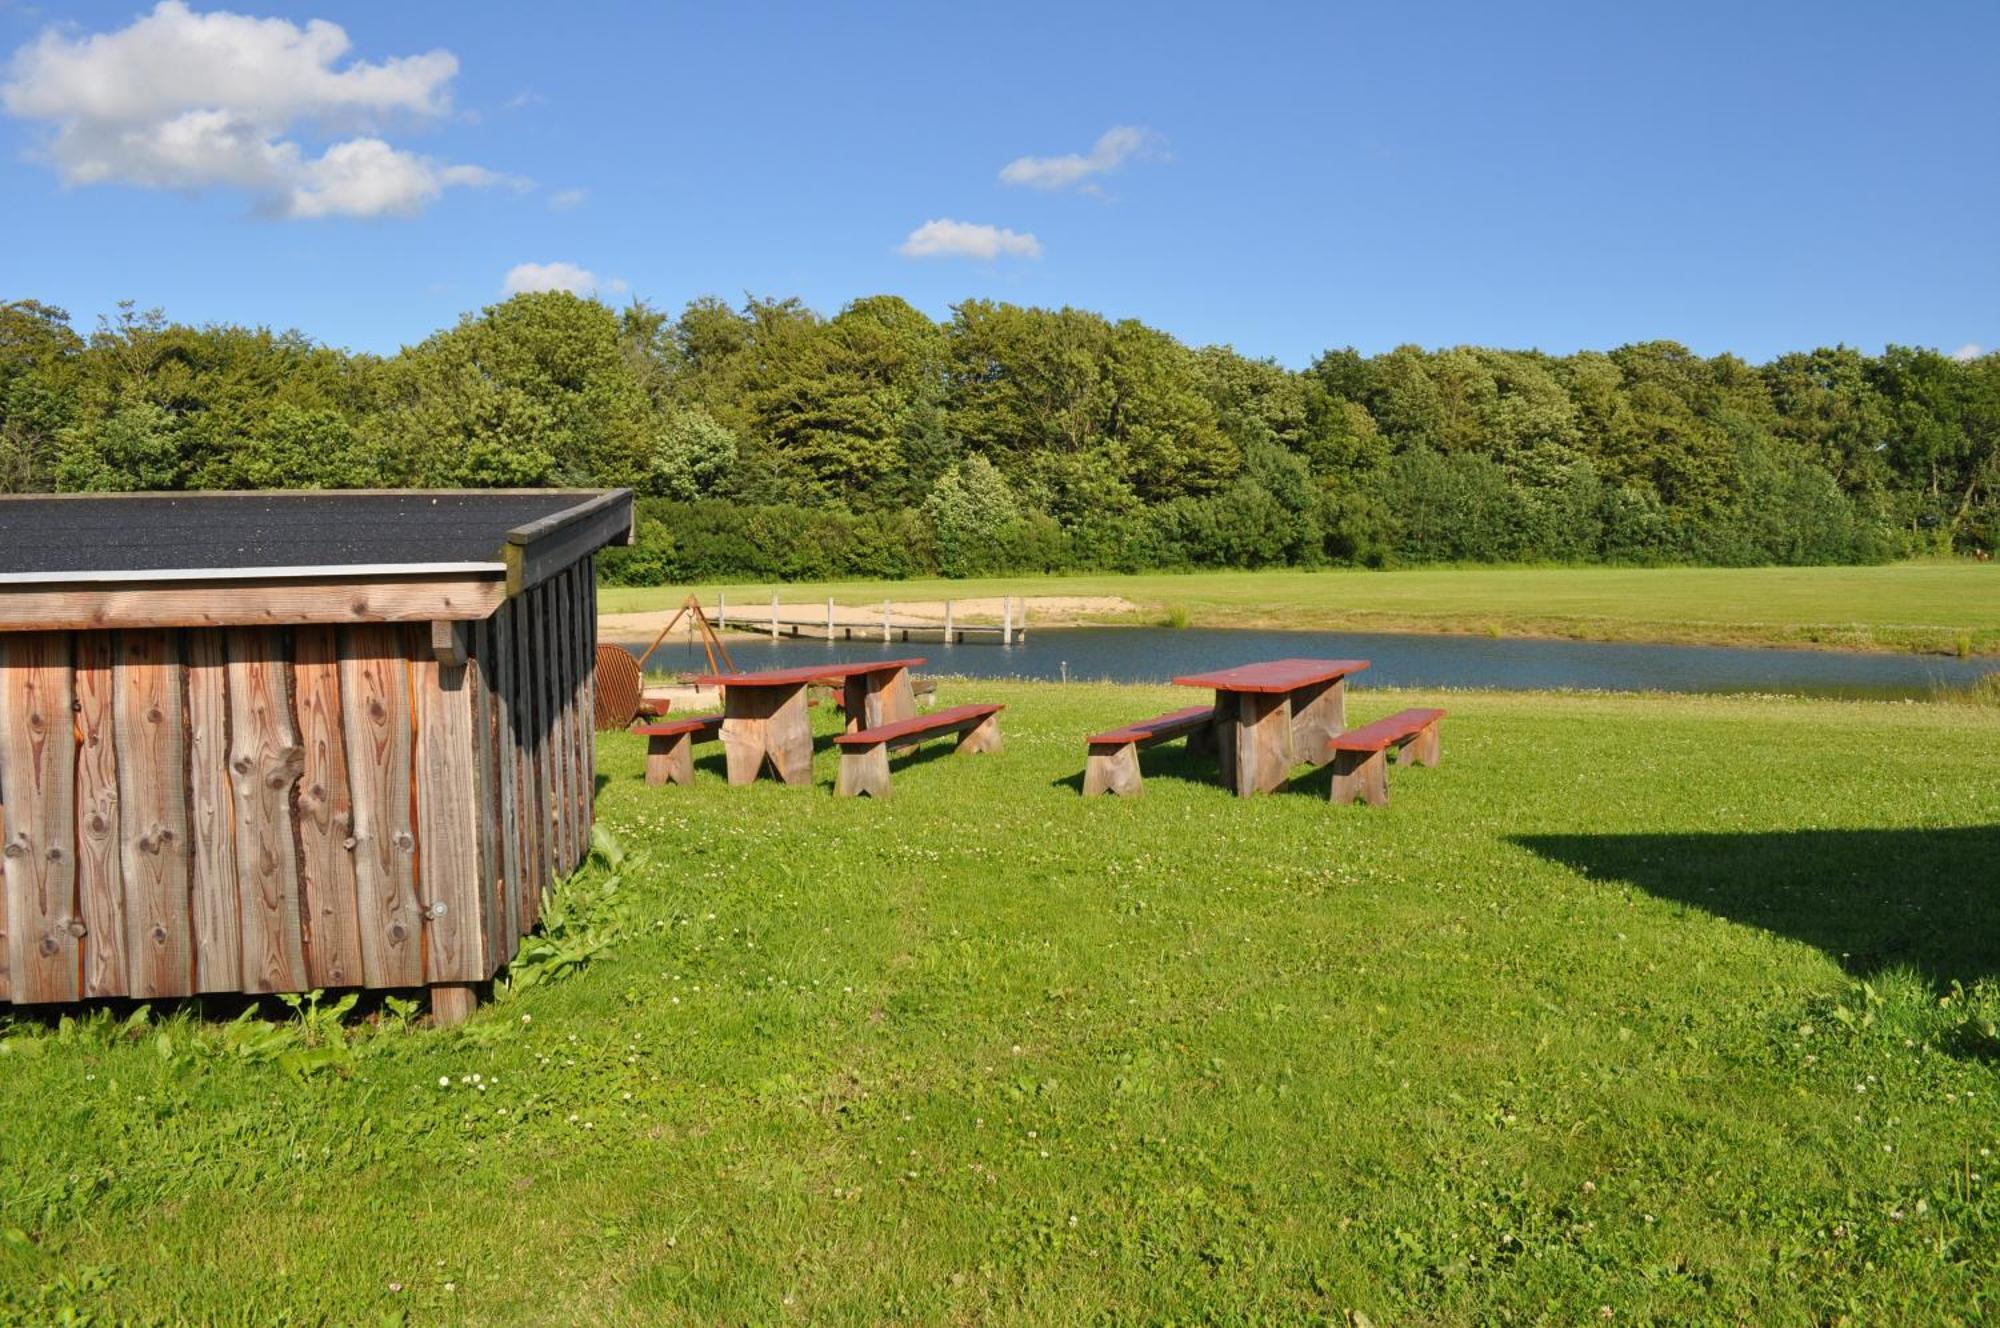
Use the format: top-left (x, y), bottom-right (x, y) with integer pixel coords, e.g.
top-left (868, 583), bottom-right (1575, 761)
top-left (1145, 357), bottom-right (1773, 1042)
top-left (431, 983), bottom-right (479, 1026)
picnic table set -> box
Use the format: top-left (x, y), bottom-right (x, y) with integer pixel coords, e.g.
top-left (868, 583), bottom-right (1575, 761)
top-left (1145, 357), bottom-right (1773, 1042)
top-left (629, 655), bottom-right (1444, 805)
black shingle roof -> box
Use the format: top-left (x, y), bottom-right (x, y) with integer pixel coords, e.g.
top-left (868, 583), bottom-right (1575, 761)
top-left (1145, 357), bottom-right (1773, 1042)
top-left (0, 491), bottom-right (603, 578)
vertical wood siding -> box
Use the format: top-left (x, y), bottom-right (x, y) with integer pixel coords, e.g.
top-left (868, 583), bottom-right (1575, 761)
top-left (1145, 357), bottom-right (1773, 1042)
top-left (116, 629), bottom-right (191, 998)
top-left (75, 632), bottom-right (127, 997)
top-left (227, 630), bottom-right (308, 994)
top-left (295, 626), bottom-right (363, 989)
top-left (413, 646), bottom-right (484, 983)
top-left (185, 631), bottom-right (241, 992)
top-left (339, 625), bottom-right (423, 989)
top-left (0, 577), bottom-right (597, 1005)
top-left (0, 632), bottom-right (79, 1003)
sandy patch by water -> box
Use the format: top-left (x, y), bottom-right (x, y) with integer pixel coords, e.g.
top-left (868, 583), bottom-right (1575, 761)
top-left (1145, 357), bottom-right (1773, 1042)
top-left (600, 594), bottom-right (1142, 642)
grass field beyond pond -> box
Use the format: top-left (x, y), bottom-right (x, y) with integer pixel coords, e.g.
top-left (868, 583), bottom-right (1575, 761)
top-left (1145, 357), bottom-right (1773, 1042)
top-left (600, 561), bottom-right (2000, 655)
top-left (2, 682), bottom-right (1998, 1323)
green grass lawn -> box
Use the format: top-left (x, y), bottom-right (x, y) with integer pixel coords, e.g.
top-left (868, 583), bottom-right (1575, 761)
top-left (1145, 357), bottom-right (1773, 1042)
top-left (3, 682), bottom-right (1998, 1324)
top-left (600, 561), bottom-right (2000, 655)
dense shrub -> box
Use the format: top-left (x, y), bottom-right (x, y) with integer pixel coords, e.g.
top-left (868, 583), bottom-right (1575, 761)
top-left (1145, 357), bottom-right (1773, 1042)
top-left (7, 292), bottom-right (1995, 579)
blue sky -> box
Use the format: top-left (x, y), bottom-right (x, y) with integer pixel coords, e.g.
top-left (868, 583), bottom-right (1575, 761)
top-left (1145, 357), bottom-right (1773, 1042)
top-left (2, 0), bottom-right (1994, 365)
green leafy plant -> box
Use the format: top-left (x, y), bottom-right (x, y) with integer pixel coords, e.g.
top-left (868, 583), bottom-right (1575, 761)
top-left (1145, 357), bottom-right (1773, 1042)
top-left (503, 826), bottom-right (644, 994)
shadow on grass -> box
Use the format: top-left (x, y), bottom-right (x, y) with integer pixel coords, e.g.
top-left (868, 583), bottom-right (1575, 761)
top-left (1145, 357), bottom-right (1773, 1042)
top-left (1512, 826), bottom-right (2000, 988)
top-left (675, 734), bottom-right (972, 789)
top-left (1048, 742), bottom-right (1233, 795)
top-left (874, 737), bottom-right (973, 782)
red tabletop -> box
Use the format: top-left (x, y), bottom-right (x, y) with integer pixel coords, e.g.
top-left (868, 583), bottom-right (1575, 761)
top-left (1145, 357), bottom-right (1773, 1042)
top-left (684, 658), bottom-right (925, 688)
top-left (1171, 658), bottom-right (1370, 693)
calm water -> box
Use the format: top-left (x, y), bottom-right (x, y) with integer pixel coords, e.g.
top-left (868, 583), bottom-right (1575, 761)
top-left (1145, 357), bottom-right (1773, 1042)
top-left (619, 626), bottom-right (1995, 701)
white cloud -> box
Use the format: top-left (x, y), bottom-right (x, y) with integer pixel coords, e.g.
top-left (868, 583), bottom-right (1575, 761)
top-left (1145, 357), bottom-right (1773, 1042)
top-left (548, 187), bottom-right (586, 211)
top-left (1951, 342), bottom-right (1984, 362)
top-left (999, 125), bottom-right (1157, 191)
top-left (898, 218), bottom-right (1041, 261)
top-left (503, 261), bottom-right (619, 297)
top-left (1, 1), bottom-right (509, 218)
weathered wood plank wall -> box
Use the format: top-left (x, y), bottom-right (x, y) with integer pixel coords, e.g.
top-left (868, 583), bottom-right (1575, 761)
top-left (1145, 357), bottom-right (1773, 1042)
top-left (0, 585), bottom-right (597, 1005)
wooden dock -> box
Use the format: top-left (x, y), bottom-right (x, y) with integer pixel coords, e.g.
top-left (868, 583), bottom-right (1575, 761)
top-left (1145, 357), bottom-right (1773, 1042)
top-left (713, 595), bottom-right (1027, 645)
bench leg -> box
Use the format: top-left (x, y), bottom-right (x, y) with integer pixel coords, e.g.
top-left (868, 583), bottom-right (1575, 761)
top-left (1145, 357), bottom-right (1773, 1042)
top-left (835, 742), bottom-right (892, 798)
top-left (1185, 721), bottom-right (1216, 757)
top-left (645, 732), bottom-right (694, 787)
top-left (1329, 748), bottom-right (1389, 807)
top-left (1083, 741), bottom-right (1141, 797)
top-left (1411, 721), bottom-right (1441, 768)
top-left (957, 711), bottom-right (1003, 755)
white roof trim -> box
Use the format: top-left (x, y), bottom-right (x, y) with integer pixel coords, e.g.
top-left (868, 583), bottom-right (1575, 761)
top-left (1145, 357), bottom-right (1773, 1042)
top-left (0, 561), bottom-right (507, 587)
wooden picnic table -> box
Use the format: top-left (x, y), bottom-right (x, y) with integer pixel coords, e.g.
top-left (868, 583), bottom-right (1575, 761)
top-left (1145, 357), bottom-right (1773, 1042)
top-left (683, 658), bottom-right (924, 785)
top-left (1172, 657), bottom-right (1371, 796)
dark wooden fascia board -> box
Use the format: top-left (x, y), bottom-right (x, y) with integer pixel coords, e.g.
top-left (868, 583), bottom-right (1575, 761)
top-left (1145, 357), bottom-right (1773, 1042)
top-left (502, 489), bottom-right (634, 597)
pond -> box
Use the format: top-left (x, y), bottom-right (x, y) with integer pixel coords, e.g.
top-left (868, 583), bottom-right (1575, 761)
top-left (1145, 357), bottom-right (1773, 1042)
top-left (616, 626), bottom-right (1995, 701)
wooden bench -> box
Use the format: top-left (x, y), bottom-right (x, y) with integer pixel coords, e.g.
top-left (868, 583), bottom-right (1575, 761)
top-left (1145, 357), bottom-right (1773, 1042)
top-left (1325, 708), bottom-right (1445, 806)
top-left (1081, 705), bottom-right (1215, 797)
top-left (834, 703), bottom-right (1003, 798)
top-left (631, 714), bottom-right (723, 786)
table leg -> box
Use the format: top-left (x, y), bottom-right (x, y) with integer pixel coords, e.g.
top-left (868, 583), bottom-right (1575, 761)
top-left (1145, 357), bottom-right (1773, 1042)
top-left (764, 683), bottom-right (814, 785)
top-left (845, 667), bottom-right (917, 732)
top-left (1290, 677), bottom-right (1346, 767)
top-left (879, 666), bottom-right (917, 724)
top-left (1212, 690), bottom-right (1238, 791)
top-left (1234, 691), bottom-right (1294, 794)
top-left (720, 687), bottom-right (772, 785)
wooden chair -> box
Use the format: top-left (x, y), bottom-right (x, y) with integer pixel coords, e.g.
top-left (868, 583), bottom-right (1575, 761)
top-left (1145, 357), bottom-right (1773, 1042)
top-left (1325, 708), bottom-right (1445, 806)
top-left (834, 704), bottom-right (1003, 798)
top-left (1081, 705), bottom-right (1215, 796)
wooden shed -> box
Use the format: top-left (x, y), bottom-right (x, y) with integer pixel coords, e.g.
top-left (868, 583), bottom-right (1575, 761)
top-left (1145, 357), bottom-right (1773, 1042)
top-left (0, 488), bottom-right (633, 1023)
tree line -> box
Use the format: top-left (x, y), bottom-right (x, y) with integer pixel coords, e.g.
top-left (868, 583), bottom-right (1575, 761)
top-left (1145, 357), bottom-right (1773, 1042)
top-left (2, 292), bottom-right (1994, 582)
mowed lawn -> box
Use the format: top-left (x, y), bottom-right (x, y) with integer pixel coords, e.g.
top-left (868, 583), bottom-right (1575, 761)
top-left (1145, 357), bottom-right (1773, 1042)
top-left (601, 561), bottom-right (2000, 654)
top-left (3, 682), bottom-right (1998, 1324)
